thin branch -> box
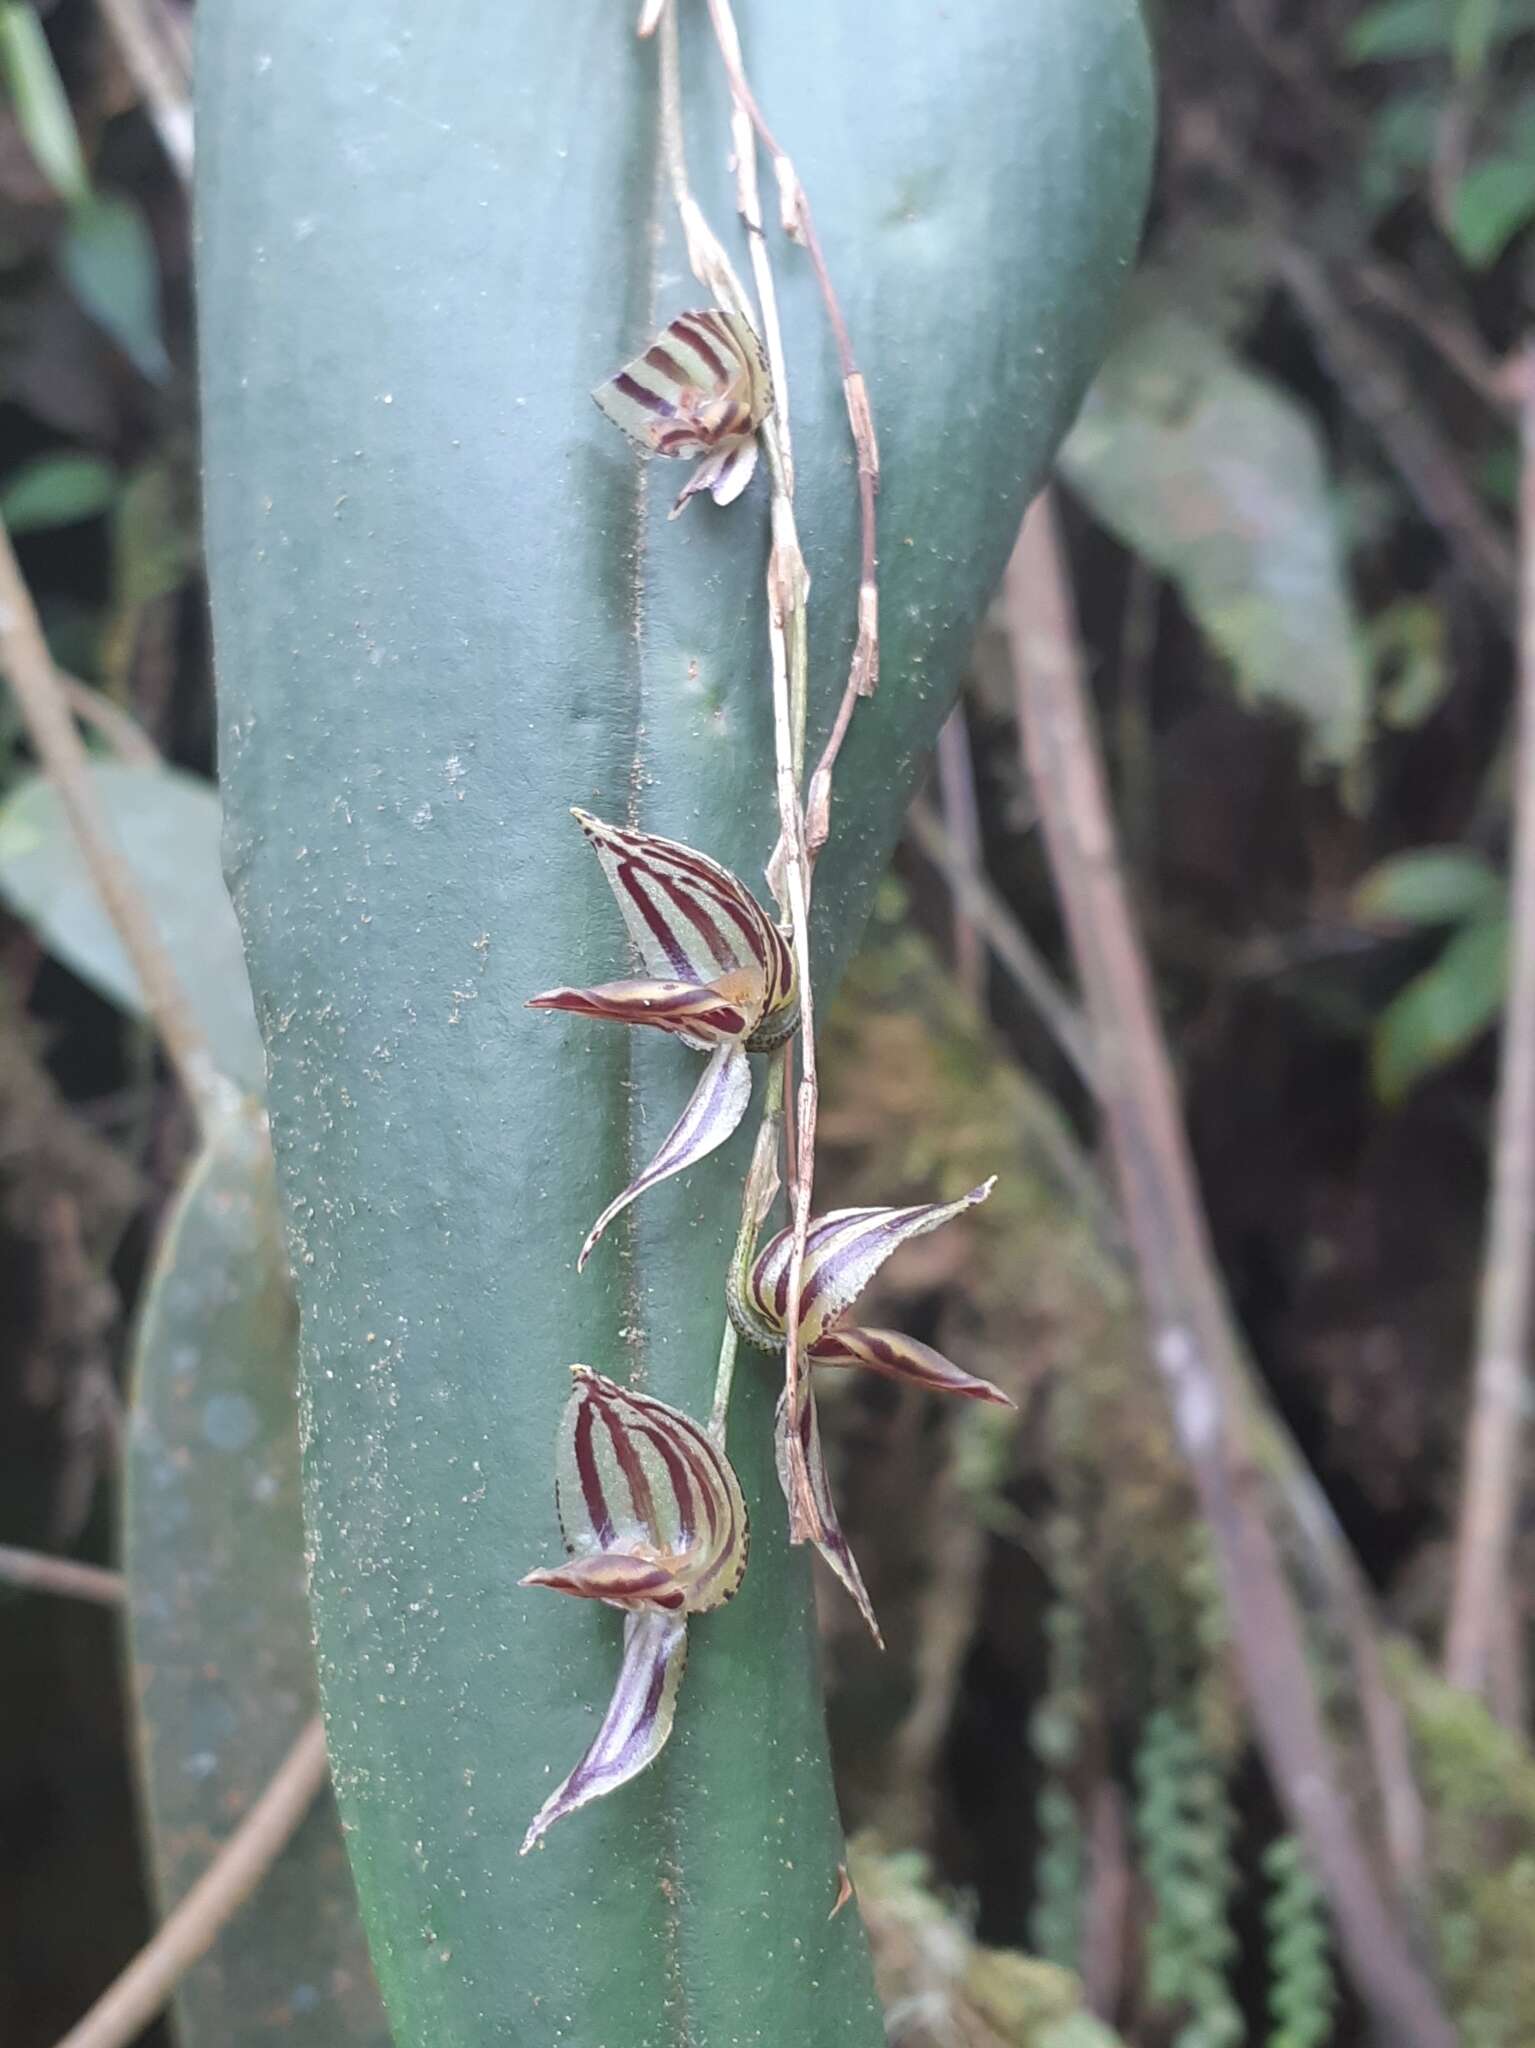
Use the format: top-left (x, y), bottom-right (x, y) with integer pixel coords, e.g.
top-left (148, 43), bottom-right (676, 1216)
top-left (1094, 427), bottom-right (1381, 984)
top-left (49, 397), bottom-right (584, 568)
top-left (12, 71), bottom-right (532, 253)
top-left (704, 0), bottom-right (881, 855)
top-left (49, 1716), bottom-right (329, 2048)
top-left (0, 515), bottom-right (222, 1131)
top-left (934, 711), bottom-right (986, 1005)
top-left (906, 797), bottom-right (1097, 1090)
top-left (0, 1544), bottom-right (123, 1605)
top-left (1270, 236), bottom-right (1516, 613)
top-left (1348, 253), bottom-right (1512, 418)
top-left (1445, 339), bottom-right (1535, 1713)
top-left (657, 4), bottom-right (826, 1531)
top-left (60, 671), bottom-right (161, 766)
top-left (95, 0), bottom-right (193, 185)
top-left (710, 0), bottom-right (792, 494)
top-left (1008, 490), bottom-right (1456, 2048)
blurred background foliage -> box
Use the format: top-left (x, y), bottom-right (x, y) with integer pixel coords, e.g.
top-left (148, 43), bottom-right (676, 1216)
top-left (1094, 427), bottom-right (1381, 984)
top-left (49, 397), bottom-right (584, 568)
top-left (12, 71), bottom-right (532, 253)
top-left (3, 0), bottom-right (1535, 2043)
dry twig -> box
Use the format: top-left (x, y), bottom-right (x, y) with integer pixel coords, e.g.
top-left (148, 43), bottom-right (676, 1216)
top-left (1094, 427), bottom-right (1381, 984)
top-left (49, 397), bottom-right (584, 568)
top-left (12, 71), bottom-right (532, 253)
top-left (0, 514), bottom-right (222, 1130)
top-left (0, 1544), bottom-right (122, 1605)
top-left (905, 797), bottom-right (1096, 1091)
top-left (934, 712), bottom-right (986, 1005)
top-left (1445, 340), bottom-right (1535, 1716)
top-left (49, 1717), bottom-right (330, 2048)
top-left (1008, 490), bottom-right (1455, 2048)
top-left (704, 0), bottom-right (881, 825)
top-left (95, 0), bottom-right (193, 185)
top-left (59, 672), bottom-right (160, 766)
top-left (652, 4), bottom-right (819, 1524)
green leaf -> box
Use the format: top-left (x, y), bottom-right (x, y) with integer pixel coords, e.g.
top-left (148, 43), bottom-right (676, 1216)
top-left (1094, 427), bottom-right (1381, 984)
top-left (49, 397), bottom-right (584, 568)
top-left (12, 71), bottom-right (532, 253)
top-left (59, 193), bottom-right (171, 384)
top-left (1345, 0), bottom-right (1535, 61)
top-left (1359, 91), bottom-right (1440, 218)
top-left (0, 762), bottom-right (265, 1094)
top-left (1372, 914), bottom-right (1509, 1101)
top-left (1449, 150), bottom-right (1535, 265)
top-left (104, 462), bottom-right (194, 691)
top-left (1060, 306), bottom-right (1367, 768)
top-left (1353, 847), bottom-right (1505, 927)
top-left (199, 5), bottom-right (1154, 2044)
top-left (1370, 598), bottom-right (1449, 730)
top-left (0, 1), bottom-right (88, 204)
top-left (1452, 0), bottom-right (1503, 75)
top-left (123, 1106), bottom-right (392, 2047)
top-left (0, 452), bottom-right (115, 533)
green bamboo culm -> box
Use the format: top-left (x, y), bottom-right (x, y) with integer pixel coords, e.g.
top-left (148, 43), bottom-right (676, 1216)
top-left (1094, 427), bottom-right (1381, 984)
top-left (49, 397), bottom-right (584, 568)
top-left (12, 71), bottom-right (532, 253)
top-left (198, 4), bottom-right (1154, 2043)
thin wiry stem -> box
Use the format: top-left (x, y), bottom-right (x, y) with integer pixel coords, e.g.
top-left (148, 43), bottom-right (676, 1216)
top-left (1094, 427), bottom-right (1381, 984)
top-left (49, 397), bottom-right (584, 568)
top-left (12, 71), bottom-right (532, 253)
top-left (0, 1544), bottom-right (123, 1605)
top-left (656, 3), bottom-right (821, 1529)
top-left (704, 0), bottom-right (880, 824)
top-left (1444, 340), bottom-right (1535, 1715)
top-left (59, 670), bottom-right (161, 766)
top-left (48, 1717), bottom-right (330, 2048)
top-left (934, 711), bottom-right (986, 1004)
top-left (0, 516), bottom-right (223, 1132)
top-left (711, 0), bottom-right (793, 495)
top-left (906, 797), bottom-right (1098, 1090)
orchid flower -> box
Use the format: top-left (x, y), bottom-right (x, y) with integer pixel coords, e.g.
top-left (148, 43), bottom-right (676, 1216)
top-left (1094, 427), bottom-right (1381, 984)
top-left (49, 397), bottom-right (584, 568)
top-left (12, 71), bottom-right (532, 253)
top-left (729, 1180), bottom-right (1008, 1641)
top-left (520, 1366), bottom-right (749, 1853)
top-left (592, 308), bottom-right (772, 516)
top-left (528, 809), bottom-right (797, 1269)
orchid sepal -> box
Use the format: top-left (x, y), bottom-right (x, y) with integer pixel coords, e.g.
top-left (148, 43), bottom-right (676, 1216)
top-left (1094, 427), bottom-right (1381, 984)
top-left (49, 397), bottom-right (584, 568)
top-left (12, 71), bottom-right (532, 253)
top-left (529, 811), bottom-right (798, 1261)
top-left (519, 1367), bottom-right (749, 1850)
top-left (775, 1389), bottom-right (883, 1649)
top-left (811, 1326), bottom-right (1014, 1407)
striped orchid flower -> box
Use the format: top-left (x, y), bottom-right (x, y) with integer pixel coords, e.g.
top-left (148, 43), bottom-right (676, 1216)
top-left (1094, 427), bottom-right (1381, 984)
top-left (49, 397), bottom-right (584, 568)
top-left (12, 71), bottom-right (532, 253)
top-left (528, 809), bottom-right (797, 1269)
top-left (731, 1180), bottom-right (1010, 1641)
top-left (730, 1180), bottom-right (1010, 1403)
top-left (592, 308), bottom-right (773, 516)
top-left (520, 1366), bottom-right (748, 1853)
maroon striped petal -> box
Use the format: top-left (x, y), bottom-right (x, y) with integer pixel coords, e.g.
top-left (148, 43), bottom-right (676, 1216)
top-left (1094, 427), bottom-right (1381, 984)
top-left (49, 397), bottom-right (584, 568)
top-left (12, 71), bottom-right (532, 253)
top-left (520, 1553), bottom-right (690, 1610)
top-left (519, 1609), bottom-right (688, 1854)
top-left (592, 308), bottom-right (771, 464)
top-left (746, 1179), bottom-right (996, 1348)
top-left (578, 1041), bottom-right (752, 1270)
top-left (774, 1388), bottom-right (882, 1648)
top-left (568, 809), bottom-right (795, 1032)
top-left (550, 1366), bottom-right (749, 1615)
top-left (527, 974), bottom-right (758, 1051)
top-left (810, 1327), bottom-right (1014, 1407)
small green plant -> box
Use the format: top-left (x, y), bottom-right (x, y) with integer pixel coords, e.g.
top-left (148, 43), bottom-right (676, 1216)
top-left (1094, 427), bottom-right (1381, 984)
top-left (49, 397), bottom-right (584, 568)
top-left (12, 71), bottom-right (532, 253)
top-left (1134, 1707), bottom-right (1243, 2048)
top-left (1263, 1835), bottom-right (1337, 2048)
top-left (1353, 843), bottom-right (1509, 1100)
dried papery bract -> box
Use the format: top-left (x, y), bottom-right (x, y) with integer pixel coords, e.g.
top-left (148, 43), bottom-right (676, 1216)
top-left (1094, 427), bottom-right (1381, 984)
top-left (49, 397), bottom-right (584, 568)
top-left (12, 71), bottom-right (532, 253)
top-left (593, 308), bottom-right (772, 516)
top-left (520, 1366), bottom-right (749, 1852)
top-left (527, 810), bottom-right (797, 1267)
top-left (731, 1180), bottom-right (1007, 1639)
top-left (775, 1385), bottom-right (881, 1647)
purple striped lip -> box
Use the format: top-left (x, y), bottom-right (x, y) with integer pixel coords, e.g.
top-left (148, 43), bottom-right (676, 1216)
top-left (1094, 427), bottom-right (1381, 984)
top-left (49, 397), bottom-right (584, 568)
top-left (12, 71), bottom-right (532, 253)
top-left (672, 312), bottom-right (729, 383)
top-left (612, 370), bottom-right (670, 416)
